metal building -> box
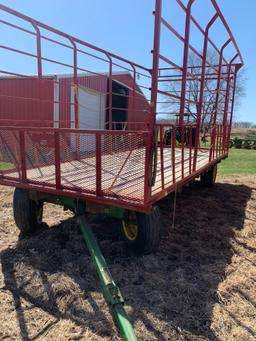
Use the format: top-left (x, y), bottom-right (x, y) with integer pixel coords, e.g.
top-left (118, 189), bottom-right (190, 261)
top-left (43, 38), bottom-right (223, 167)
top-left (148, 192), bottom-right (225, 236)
top-left (0, 72), bottom-right (150, 131)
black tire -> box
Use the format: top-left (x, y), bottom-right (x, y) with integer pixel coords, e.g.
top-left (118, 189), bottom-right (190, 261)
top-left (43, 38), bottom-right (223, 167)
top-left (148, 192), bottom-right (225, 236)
top-left (122, 206), bottom-right (161, 255)
top-left (200, 164), bottom-right (217, 187)
top-left (13, 188), bottom-right (44, 234)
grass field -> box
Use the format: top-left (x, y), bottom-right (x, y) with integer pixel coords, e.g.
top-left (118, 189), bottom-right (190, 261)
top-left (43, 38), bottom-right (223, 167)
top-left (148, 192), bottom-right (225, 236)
top-left (212, 128), bottom-right (256, 177)
top-left (0, 162), bottom-right (13, 170)
top-left (218, 149), bottom-right (256, 176)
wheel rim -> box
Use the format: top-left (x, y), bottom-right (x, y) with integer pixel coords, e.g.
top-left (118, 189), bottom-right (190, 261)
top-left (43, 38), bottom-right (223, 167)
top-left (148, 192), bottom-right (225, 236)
top-left (122, 211), bottom-right (138, 241)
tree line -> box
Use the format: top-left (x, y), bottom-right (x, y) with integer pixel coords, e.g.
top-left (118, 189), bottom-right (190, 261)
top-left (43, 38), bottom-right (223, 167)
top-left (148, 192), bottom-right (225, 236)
top-left (232, 121), bottom-right (256, 128)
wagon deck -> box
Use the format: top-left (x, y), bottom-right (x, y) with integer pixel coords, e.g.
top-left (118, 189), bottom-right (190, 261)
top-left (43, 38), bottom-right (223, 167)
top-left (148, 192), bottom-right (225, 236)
top-left (3, 146), bottom-right (212, 201)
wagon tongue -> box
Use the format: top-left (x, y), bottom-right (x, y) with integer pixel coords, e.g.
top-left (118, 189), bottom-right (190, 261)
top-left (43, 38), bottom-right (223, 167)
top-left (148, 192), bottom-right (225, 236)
top-left (77, 212), bottom-right (138, 341)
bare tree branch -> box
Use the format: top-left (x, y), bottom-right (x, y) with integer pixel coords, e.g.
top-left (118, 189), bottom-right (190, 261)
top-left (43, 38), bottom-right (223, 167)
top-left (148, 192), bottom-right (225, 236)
top-left (160, 50), bottom-right (246, 127)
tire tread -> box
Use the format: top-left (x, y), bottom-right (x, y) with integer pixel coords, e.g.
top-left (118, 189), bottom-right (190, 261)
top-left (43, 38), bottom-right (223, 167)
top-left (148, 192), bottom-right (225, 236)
top-left (13, 188), bottom-right (41, 234)
top-left (127, 206), bottom-right (161, 255)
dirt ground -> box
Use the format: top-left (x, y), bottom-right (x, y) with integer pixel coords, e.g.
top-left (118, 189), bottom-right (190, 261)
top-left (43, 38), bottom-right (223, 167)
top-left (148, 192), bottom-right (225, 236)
top-left (0, 176), bottom-right (255, 341)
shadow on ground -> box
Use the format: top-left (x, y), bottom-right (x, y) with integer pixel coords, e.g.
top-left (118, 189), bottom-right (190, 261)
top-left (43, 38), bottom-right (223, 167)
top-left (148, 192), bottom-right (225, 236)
top-left (0, 180), bottom-right (253, 340)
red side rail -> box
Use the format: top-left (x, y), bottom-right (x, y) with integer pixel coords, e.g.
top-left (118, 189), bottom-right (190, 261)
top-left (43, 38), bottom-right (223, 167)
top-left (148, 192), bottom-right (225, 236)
top-left (0, 126), bottom-right (153, 211)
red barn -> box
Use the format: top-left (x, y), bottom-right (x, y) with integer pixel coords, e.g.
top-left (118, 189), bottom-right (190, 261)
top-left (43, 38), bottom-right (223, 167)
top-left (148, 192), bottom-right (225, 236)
top-left (0, 72), bottom-right (150, 131)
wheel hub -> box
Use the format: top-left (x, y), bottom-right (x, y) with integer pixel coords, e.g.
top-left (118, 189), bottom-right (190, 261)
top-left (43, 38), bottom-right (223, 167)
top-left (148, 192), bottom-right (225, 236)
top-left (122, 212), bottom-right (138, 241)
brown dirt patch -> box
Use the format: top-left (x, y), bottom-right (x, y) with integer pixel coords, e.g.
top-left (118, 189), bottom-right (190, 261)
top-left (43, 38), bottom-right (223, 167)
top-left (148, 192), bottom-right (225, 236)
top-left (0, 176), bottom-right (255, 340)
top-left (231, 128), bottom-right (256, 139)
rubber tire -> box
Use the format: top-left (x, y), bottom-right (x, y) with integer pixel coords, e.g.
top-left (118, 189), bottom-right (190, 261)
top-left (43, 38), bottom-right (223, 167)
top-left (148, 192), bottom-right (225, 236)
top-left (122, 206), bottom-right (161, 255)
top-left (200, 164), bottom-right (217, 187)
top-left (13, 188), bottom-right (43, 234)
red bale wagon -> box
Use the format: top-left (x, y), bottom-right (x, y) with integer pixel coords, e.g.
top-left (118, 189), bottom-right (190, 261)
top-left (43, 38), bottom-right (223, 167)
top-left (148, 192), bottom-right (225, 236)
top-left (0, 1), bottom-right (243, 340)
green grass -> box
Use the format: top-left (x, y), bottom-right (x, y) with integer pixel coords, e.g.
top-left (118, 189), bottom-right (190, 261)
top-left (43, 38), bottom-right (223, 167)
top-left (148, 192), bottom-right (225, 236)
top-left (0, 162), bottom-right (14, 170)
top-left (218, 149), bottom-right (256, 176)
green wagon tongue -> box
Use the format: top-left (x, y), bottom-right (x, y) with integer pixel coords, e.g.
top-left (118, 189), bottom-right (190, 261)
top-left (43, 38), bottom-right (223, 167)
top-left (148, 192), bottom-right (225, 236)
top-left (77, 211), bottom-right (138, 341)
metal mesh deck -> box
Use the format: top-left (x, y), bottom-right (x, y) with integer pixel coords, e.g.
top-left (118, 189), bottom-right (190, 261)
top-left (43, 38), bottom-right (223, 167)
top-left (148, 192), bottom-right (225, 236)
top-left (2, 146), bottom-right (210, 203)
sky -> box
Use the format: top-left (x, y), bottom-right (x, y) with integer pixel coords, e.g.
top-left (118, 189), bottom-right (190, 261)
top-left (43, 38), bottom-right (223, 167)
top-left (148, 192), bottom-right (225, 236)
top-left (0, 0), bottom-right (255, 123)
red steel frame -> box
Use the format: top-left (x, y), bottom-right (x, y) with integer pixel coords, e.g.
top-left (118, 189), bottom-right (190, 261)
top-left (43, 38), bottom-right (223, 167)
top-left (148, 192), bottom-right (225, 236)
top-left (0, 1), bottom-right (243, 213)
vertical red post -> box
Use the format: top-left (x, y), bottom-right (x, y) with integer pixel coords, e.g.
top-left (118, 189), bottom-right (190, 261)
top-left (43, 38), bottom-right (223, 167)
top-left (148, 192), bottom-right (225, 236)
top-left (211, 125), bottom-right (216, 160)
top-left (209, 39), bottom-right (231, 162)
top-left (143, 0), bottom-right (162, 206)
top-left (189, 124), bottom-right (192, 174)
top-left (215, 125), bottom-right (219, 158)
top-left (159, 125), bottom-right (165, 190)
top-left (220, 125), bottom-right (223, 156)
top-left (193, 13), bottom-right (218, 171)
top-left (150, 0), bottom-right (162, 128)
top-left (73, 52), bottom-right (79, 130)
top-left (19, 130), bottom-right (27, 182)
top-left (106, 55), bottom-right (113, 130)
top-left (179, 0), bottom-right (195, 126)
top-left (69, 38), bottom-right (80, 160)
top-left (143, 132), bottom-right (153, 206)
top-left (54, 131), bottom-right (61, 189)
top-left (106, 54), bottom-right (113, 155)
top-left (96, 133), bottom-right (102, 196)
top-left (227, 65), bottom-right (238, 147)
top-left (218, 125), bottom-right (222, 157)
top-left (222, 64), bottom-right (231, 153)
top-left (31, 21), bottom-right (42, 79)
top-left (172, 125), bottom-right (176, 185)
top-left (181, 125), bottom-right (184, 178)
top-left (130, 64), bottom-right (136, 131)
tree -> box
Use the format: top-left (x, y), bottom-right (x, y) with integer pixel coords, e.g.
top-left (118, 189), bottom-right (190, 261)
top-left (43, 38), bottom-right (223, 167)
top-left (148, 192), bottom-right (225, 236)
top-left (232, 121), bottom-right (254, 128)
top-left (161, 50), bottom-right (246, 129)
